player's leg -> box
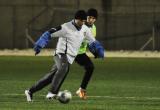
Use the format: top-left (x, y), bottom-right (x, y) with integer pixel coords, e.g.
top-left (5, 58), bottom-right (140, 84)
top-left (46, 54), bottom-right (70, 99)
top-left (25, 64), bottom-right (58, 101)
top-left (75, 53), bottom-right (94, 99)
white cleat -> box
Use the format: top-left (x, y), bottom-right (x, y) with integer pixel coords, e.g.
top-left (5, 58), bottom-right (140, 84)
top-left (46, 92), bottom-right (57, 99)
top-left (25, 90), bottom-right (33, 102)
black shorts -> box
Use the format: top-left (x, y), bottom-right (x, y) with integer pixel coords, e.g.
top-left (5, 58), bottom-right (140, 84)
top-left (75, 53), bottom-right (93, 67)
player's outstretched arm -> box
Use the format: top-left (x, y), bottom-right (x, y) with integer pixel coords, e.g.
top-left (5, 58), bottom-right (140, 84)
top-left (84, 26), bottom-right (105, 58)
top-left (33, 26), bottom-right (64, 55)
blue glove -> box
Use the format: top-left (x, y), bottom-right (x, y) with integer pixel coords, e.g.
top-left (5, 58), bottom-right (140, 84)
top-left (35, 31), bottom-right (51, 48)
top-left (97, 47), bottom-right (104, 58)
top-left (34, 45), bottom-right (41, 55)
top-left (34, 31), bottom-right (51, 55)
top-left (89, 41), bottom-right (105, 58)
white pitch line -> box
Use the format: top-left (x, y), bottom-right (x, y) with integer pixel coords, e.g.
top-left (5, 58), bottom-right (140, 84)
top-left (2, 93), bottom-right (160, 100)
top-left (88, 96), bottom-right (160, 100)
top-left (133, 85), bottom-right (160, 89)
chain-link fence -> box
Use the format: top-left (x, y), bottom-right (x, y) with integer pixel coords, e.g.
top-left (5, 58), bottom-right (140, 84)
top-left (0, 0), bottom-right (160, 50)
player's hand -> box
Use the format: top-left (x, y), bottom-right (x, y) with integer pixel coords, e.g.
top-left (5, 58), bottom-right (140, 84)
top-left (33, 45), bottom-right (41, 56)
top-left (97, 48), bottom-right (104, 58)
top-left (93, 49), bottom-right (104, 59)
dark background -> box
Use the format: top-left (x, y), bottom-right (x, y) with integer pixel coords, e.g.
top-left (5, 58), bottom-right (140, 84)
top-left (0, 0), bottom-right (160, 50)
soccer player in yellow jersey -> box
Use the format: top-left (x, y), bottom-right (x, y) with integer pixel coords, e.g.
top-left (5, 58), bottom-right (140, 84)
top-left (75, 8), bottom-right (98, 99)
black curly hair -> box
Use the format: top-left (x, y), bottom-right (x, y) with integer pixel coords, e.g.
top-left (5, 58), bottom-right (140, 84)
top-left (87, 8), bottom-right (98, 19)
top-left (75, 10), bottom-right (87, 20)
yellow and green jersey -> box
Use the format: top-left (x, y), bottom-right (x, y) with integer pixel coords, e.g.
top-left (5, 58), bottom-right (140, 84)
top-left (78, 24), bottom-right (96, 54)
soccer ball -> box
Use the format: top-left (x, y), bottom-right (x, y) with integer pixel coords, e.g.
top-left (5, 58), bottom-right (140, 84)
top-left (58, 90), bottom-right (72, 104)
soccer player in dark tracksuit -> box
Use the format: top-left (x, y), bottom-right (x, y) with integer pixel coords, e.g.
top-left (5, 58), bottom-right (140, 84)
top-left (25, 10), bottom-right (104, 102)
top-left (75, 8), bottom-right (99, 99)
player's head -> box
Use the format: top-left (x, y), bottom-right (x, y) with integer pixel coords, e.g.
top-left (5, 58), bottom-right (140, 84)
top-left (87, 8), bottom-right (98, 25)
top-left (74, 10), bottom-right (87, 27)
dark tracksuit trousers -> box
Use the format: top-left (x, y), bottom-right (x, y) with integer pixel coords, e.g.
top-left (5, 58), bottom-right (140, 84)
top-left (75, 53), bottom-right (94, 90)
top-left (29, 53), bottom-right (70, 94)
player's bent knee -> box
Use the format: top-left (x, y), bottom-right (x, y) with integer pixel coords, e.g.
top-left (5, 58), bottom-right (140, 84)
top-left (85, 63), bottom-right (94, 72)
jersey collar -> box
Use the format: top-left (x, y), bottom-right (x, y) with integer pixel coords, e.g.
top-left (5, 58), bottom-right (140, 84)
top-left (72, 20), bottom-right (82, 31)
